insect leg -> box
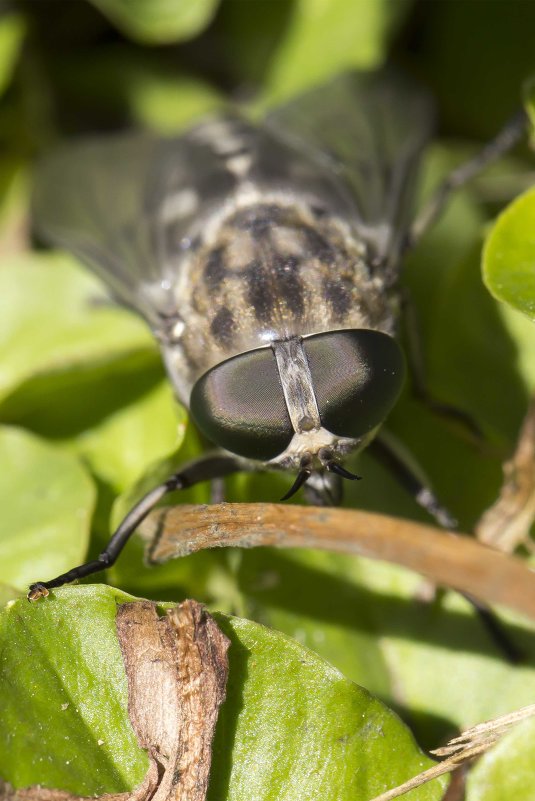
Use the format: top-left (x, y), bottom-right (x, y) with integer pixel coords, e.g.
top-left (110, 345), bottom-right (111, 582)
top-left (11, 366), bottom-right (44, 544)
top-left (369, 432), bottom-right (457, 528)
top-left (370, 431), bottom-right (522, 663)
top-left (407, 108), bottom-right (528, 249)
top-left (27, 453), bottom-right (243, 601)
top-left (401, 288), bottom-right (485, 444)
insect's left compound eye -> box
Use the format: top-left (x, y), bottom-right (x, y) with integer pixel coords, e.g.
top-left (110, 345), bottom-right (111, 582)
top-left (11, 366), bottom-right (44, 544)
top-left (303, 329), bottom-right (405, 440)
top-left (190, 349), bottom-right (294, 461)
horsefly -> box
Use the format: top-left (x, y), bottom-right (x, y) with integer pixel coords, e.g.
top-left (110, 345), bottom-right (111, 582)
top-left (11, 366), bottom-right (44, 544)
top-left (28, 69), bottom-right (527, 632)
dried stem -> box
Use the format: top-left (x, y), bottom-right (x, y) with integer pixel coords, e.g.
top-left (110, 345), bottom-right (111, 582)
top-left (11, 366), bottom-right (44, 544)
top-left (476, 396), bottom-right (535, 553)
top-left (141, 503), bottom-right (535, 619)
top-left (367, 704), bottom-right (535, 801)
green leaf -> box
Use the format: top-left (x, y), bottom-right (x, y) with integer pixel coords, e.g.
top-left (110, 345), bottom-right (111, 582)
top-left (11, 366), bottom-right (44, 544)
top-left (482, 186), bottom-right (535, 322)
top-left (0, 252), bottom-right (155, 407)
top-left (0, 13), bottom-right (25, 97)
top-left (0, 158), bottom-right (28, 253)
top-left (212, 613), bottom-right (446, 801)
top-left (0, 586), bottom-right (446, 800)
top-left (0, 426), bottom-right (95, 592)
top-left (411, 2), bottom-right (534, 139)
top-left (0, 586), bottom-right (148, 794)
top-left (54, 50), bottom-right (223, 134)
top-left (466, 717), bottom-right (535, 801)
top-left (124, 71), bottom-right (223, 133)
top-left (0, 252), bottom-right (185, 493)
top-left (236, 546), bottom-right (535, 744)
top-left (524, 75), bottom-right (535, 136)
top-left (89, 0), bottom-right (220, 44)
top-left (72, 379), bottom-right (183, 493)
top-left (105, 423), bottom-right (225, 602)
top-left (264, 0), bottom-right (414, 104)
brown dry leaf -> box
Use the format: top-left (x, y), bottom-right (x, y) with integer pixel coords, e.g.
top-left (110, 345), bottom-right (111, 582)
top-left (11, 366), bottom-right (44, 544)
top-left (1, 600), bottom-right (230, 801)
top-left (476, 397), bottom-right (535, 552)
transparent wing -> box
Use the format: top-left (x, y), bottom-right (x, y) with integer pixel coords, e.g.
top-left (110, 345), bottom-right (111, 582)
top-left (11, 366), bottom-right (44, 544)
top-left (33, 130), bottom-right (242, 325)
top-left (33, 70), bottom-right (433, 327)
top-left (33, 114), bottom-right (368, 324)
top-left (266, 70), bottom-right (435, 264)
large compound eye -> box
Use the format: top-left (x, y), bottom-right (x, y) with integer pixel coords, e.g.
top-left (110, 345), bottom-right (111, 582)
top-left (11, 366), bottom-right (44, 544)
top-left (190, 348), bottom-right (293, 460)
top-left (304, 330), bottom-right (405, 439)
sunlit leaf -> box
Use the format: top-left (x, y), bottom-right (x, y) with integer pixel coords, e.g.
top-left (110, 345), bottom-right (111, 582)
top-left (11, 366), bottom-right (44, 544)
top-left (0, 586), bottom-right (147, 794)
top-left (0, 252), bottom-right (154, 406)
top-left (483, 187), bottom-right (535, 322)
top-left (0, 586), bottom-right (446, 801)
top-left (89, 0), bottom-right (220, 44)
top-left (0, 426), bottom-right (94, 592)
top-left (265, 0), bottom-right (414, 103)
top-left (0, 12), bottom-right (25, 97)
top-left (466, 717), bottom-right (535, 801)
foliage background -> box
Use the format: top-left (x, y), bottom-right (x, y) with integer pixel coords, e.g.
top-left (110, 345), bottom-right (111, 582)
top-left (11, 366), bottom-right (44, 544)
top-left (1, 1), bottom-right (535, 799)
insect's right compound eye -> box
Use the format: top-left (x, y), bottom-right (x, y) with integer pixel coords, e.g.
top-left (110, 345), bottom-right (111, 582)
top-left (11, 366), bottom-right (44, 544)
top-left (190, 349), bottom-right (294, 461)
top-left (303, 329), bottom-right (405, 440)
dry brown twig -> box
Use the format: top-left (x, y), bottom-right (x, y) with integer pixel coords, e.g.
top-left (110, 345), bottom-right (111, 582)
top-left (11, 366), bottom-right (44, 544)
top-left (476, 396), bottom-right (535, 553)
top-left (135, 489), bottom-right (535, 799)
top-left (366, 704), bottom-right (535, 801)
top-left (0, 600), bottom-right (229, 801)
top-left (141, 502), bottom-right (535, 619)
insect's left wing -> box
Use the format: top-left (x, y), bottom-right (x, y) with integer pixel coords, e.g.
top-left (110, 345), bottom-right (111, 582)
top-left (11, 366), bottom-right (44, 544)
top-left (33, 129), bottom-right (241, 325)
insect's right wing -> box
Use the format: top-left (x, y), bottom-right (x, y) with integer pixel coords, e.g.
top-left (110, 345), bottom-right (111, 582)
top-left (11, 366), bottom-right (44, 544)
top-left (265, 70), bottom-right (435, 270)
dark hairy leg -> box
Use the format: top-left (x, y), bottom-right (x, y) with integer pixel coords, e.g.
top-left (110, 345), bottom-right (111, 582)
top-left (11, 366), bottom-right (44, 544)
top-left (27, 453), bottom-right (243, 600)
top-left (407, 108), bottom-right (528, 249)
top-left (400, 288), bottom-right (485, 445)
top-left (370, 431), bottom-right (522, 663)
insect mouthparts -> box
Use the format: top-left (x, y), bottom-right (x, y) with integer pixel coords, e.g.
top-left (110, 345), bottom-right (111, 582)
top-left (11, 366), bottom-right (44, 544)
top-left (319, 447), bottom-right (362, 481)
top-left (325, 462), bottom-right (362, 481)
top-left (280, 467), bottom-right (312, 501)
top-left (279, 451), bottom-right (361, 501)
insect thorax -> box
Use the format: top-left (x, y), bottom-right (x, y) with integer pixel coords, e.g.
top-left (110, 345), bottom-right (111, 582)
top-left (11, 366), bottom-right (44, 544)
top-left (158, 193), bottom-right (399, 404)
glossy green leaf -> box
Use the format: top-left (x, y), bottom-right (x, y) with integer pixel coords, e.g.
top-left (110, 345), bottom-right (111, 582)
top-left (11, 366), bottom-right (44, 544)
top-left (265, 0), bottom-right (413, 103)
top-left (72, 379), bottom-right (183, 493)
top-left (0, 586), bottom-right (446, 801)
top-left (89, 0), bottom-right (220, 43)
top-left (0, 426), bottom-right (94, 591)
top-left (0, 586), bottom-right (148, 794)
top-left (482, 187), bottom-right (535, 322)
top-left (0, 253), bottom-right (184, 492)
top-left (0, 13), bottom-right (25, 97)
top-left (466, 717), bottom-right (535, 801)
top-left (0, 252), bottom-right (154, 406)
top-left (212, 613), bottom-right (446, 801)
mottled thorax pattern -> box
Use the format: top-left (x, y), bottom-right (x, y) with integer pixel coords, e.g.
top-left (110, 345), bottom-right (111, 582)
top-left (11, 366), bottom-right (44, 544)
top-left (161, 195), bottom-right (398, 398)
